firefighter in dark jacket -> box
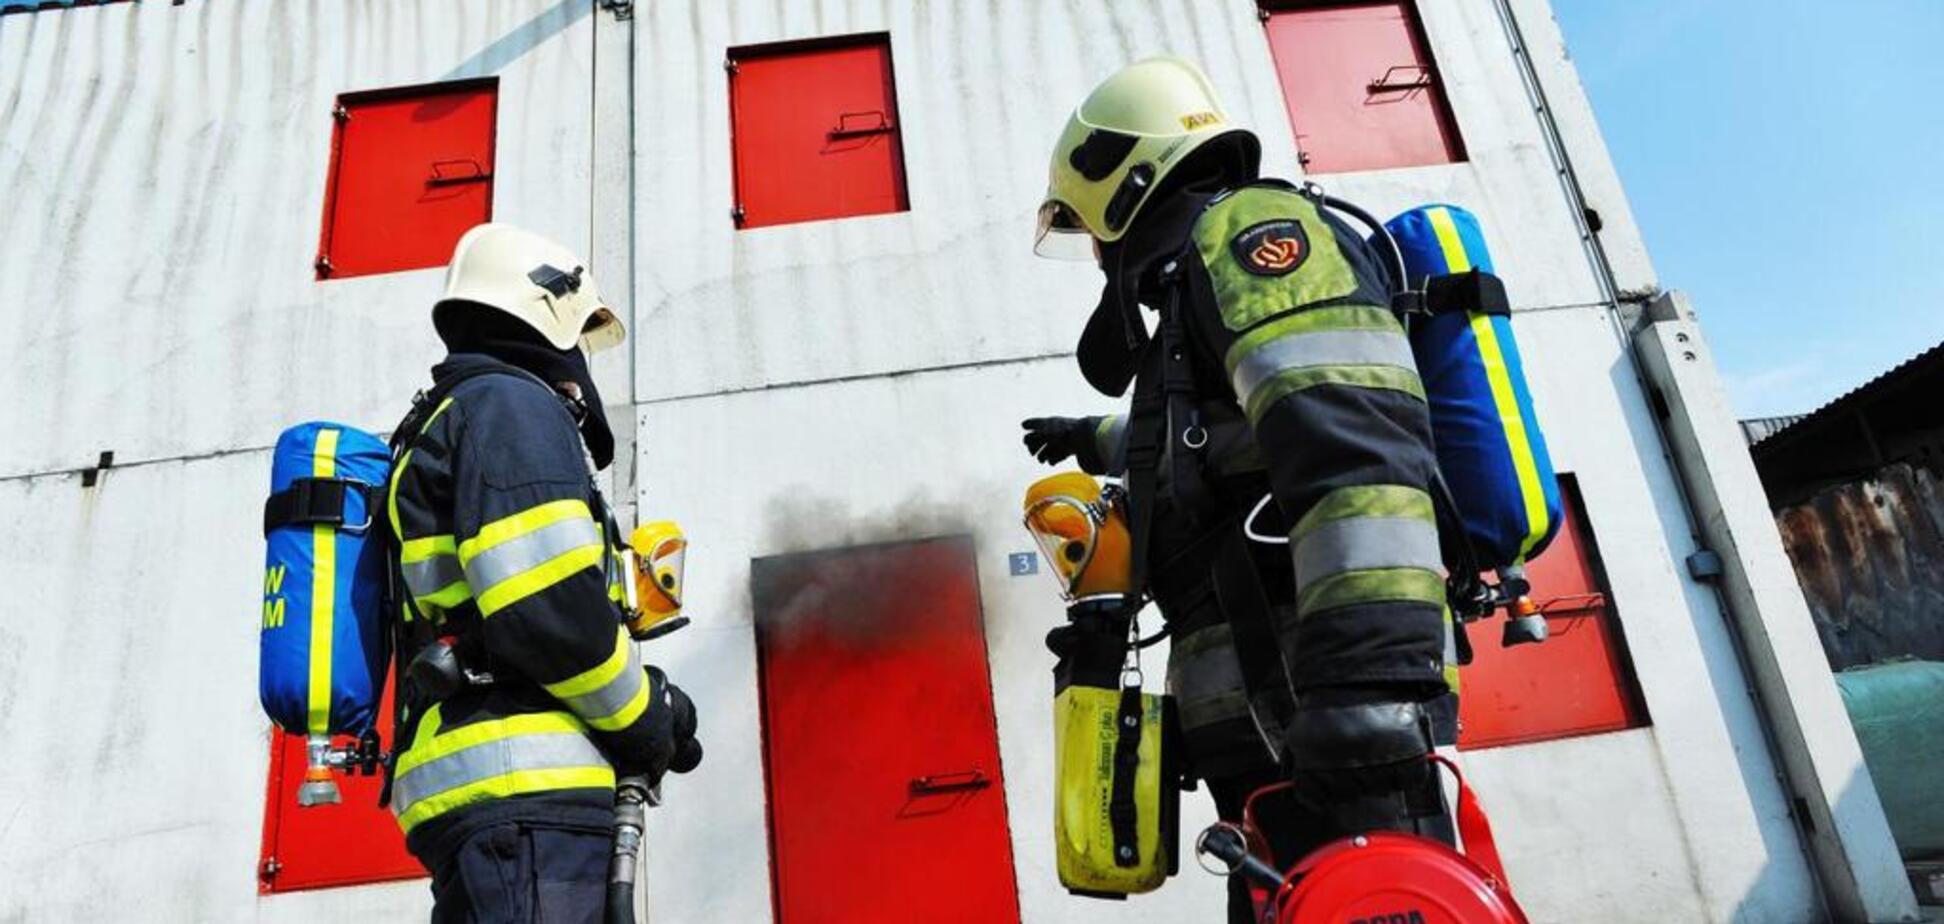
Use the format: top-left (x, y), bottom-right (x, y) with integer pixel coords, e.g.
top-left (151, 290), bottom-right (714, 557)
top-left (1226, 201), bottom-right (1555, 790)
top-left (386, 223), bottom-right (701, 922)
top-left (1021, 58), bottom-right (1455, 922)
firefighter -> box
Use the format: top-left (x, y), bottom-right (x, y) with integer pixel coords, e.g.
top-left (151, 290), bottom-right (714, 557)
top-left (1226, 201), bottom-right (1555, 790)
top-left (1022, 57), bottom-right (1455, 922)
top-left (386, 224), bottom-right (701, 922)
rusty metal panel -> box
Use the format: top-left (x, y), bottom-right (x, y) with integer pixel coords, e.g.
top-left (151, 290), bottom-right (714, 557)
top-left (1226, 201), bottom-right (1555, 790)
top-left (1775, 463), bottom-right (1944, 669)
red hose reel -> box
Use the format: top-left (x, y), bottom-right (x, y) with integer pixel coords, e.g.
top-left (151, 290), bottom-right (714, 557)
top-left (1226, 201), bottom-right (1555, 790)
top-left (1198, 756), bottom-right (1529, 924)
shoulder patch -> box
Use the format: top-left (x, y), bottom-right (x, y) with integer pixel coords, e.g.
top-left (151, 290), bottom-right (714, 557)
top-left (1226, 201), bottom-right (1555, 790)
top-left (1230, 219), bottom-right (1310, 276)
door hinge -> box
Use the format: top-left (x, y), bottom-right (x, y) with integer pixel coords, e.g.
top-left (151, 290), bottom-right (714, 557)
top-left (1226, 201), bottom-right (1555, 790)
top-left (724, 58), bottom-right (739, 75)
top-left (730, 204), bottom-right (746, 227)
top-left (259, 856), bottom-right (281, 882)
top-left (331, 103), bottom-right (349, 122)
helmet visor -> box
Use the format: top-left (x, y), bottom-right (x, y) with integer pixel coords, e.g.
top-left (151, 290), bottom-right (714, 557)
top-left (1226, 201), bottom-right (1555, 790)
top-left (577, 306), bottom-right (626, 355)
top-left (1034, 201), bottom-right (1099, 262)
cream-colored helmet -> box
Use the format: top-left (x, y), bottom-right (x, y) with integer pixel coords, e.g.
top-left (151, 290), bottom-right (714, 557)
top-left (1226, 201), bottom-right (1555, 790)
top-left (1036, 56), bottom-right (1257, 259)
top-left (435, 223), bottom-right (625, 353)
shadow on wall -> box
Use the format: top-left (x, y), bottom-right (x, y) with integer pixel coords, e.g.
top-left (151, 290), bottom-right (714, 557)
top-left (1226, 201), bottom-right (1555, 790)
top-left (1774, 464), bottom-right (1944, 670)
top-left (441, 0), bottom-right (593, 82)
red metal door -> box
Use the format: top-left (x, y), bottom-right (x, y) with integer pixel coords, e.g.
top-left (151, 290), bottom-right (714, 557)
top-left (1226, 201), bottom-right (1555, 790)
top-left (1458, 478), bottom-right (1648, 749)
top-left (315, 79), bottom-right (498, 279)
top-left (728, 35), bottom-right (909, 229)
top-left (753, 537), bottom-right (1020, 923)
top-left (1262, 2), bottom-right (1464, 173)
top-left (258, 681), bottom-right (423, 892)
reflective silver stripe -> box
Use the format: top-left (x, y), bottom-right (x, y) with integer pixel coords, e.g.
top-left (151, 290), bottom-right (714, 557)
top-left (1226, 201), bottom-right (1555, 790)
top-left (463, 516), bottom-right (604, 593)
top-left (1230, 329), bottom-right (1416, 406)
top-left (1443, 613), bottom-right (1459, 664)
top-left (1166, 624), bottom-right (1252, 731)
top-left (402, 554), bottom-right (464, 600)
top-left (560, 654), bottom-right (645, 723)
top-left (1292, 516), bottom-right (1442, 588)
top-left (392, 732), bottom-right (610, 816)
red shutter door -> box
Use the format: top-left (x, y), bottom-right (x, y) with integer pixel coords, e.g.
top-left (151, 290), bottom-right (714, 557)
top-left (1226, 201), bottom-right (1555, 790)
top-left (1262, 2), bottom-right (1464, 173)
top-left (729, 35), bottom-right (909, 229)
top-left (1458, 477), bottom-right (1649, 750)
top-left (753, 537), bottom-right (1020, 923)
top-left (258, 682), bottom-right (423, 892)
top-left (315, 79), bottom-right (498, 279)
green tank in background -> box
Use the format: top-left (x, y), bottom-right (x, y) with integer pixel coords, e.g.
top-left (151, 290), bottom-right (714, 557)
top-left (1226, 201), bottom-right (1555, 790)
top-left (1836, 660), bottom-right (1944, 860)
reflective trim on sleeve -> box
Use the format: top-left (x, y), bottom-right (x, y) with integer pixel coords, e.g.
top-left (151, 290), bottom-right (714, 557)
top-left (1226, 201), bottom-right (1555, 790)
top-left (400, 535), bottom-right (465, 603)
top-left (543, 626), bottom-right (651, 732)
top-left (1242, 366), bottom-right (1426, 425)
top-left (1291, 485), bottom-right (1435, 542)
top-left (459, 500), bottom-right (605, 617)
top-left (1229, 329), bottom-right (1417, 415)
top-left (1295, 567), bottom-right (1447, 620)
top-left (1292, 516), bottom-right (1443, 590)
top-left (391, 711), bottom-right (615, 833)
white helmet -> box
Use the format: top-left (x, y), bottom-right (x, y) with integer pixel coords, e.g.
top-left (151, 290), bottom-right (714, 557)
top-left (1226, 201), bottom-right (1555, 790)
top-left (435, 223), bottom-right (625, 354)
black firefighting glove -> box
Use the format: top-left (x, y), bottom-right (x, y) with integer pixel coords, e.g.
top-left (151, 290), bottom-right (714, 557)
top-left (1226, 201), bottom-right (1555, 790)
top-left (636, 666), bottom-right (702, 785)
top-left (1021, 416), bottom-right (1095, 466)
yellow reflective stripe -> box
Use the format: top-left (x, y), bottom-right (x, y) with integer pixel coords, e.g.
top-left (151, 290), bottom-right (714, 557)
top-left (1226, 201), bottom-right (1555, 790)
top-left (1292, 485), bottom-right (1435, 543)
top-left (395, 709), bottom-right (590, 776)
top-left (1243, 365), bottom-right (1425, 425)
top-left (417, 582), bottom-right (472, 610)
top-left (386, 397), bottom-right (456, 545)
top-left (1296, 567), bottom-right (1446, 619)
top-left (458, 499), bottom-right (595, 566)
top-left (1427, 206), bottom-right (1472, 274)
top-left (585, 679), bottom-right (651, 732)
top-left (545, 626), bottom-right (632, 699)
top-left (397, 766), bottom-right (615, 834)
top-left (401, 534), bottom-right (457, 562)
top-left (1471, 314), bottom-right (1550, 561)
top-left (307, 429), bottom-right (339, 736)
top-left (473, 543), bottom-right (606, 617)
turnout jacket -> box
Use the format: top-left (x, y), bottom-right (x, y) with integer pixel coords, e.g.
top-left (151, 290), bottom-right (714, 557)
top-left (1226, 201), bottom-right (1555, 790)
top-left (385, 355), bottom-right (662, 859)
top-left (1079, 182), bottom-right (1451, 776)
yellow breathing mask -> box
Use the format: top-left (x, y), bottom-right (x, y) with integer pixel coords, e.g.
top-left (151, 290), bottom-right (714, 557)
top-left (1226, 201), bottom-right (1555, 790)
top-left (626, 520), bottom-right (688, 640)
top-left (1022, 472), bottom-right (1134, 602)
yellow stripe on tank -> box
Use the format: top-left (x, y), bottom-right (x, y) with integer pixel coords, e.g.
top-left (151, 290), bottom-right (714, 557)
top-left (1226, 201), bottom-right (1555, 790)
top-left (1428, 207), bottom-right (1549, 559)
top-left (308, 428), bottom-right (340, 736)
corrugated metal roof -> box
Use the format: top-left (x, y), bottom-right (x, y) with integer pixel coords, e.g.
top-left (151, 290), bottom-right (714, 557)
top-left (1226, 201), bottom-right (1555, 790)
top-left (1759, 339), bottom-right (1944, 446)
top-left (1740, 415), bottom-right (1806, 445)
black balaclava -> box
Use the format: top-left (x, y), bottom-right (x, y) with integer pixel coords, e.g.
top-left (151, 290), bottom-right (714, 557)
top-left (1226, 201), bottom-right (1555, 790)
top-left (1074, 130), bottom-right (1262, 397)
top-left (434, 302), bottom-right (616, 471)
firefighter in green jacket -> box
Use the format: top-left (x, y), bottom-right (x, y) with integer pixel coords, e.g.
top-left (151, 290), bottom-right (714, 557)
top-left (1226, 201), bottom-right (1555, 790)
top-left (387, 224), bottom-right (701, 921)
top-left (1022, 57), bottom-right (1455, 922)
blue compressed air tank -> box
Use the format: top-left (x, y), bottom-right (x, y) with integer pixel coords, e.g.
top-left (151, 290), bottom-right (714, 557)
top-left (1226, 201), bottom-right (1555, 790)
top-left (1385, 205), bottom-right (1562, 569)
top-left (259, 422), bottom-right (393, 738)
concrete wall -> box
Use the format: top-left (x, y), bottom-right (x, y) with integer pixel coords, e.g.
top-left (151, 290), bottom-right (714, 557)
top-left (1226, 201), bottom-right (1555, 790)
top-left (0, 0), bottom-right (1884, 921)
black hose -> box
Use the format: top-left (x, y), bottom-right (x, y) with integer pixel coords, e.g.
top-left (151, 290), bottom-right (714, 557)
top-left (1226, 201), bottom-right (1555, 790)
top-left (604, 882), bottom-right (635, 924)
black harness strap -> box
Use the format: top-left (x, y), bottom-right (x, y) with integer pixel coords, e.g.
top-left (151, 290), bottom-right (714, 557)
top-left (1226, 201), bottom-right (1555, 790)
top-left (1209, 527), bottom-right (1297, 754)
top-left (1108, 684), bottom-right (1146, 867)
top-left (262, 477), bottom-right (375, 536)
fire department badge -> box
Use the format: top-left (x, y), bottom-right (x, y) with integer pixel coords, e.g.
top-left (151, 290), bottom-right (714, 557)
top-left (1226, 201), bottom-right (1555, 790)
top-left (1231, 219), bottom-right (1310, 276)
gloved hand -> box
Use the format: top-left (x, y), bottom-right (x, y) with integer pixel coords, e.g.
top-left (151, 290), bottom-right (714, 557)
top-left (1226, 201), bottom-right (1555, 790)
top-left (632, 666), bottom-right (702, 785)
top-left (1021, 416), bottom-right (1094, 466)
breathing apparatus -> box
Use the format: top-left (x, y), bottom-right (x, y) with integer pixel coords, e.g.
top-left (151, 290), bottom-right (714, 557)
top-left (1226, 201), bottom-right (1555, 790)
top-left (624, 521), bottom-right (688, 640)
top-left (1023, 472), bottom-right (1179, 897)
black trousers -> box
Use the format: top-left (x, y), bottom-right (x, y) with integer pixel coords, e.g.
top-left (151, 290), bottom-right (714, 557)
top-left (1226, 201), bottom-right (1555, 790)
top-left (429, 821), bottom-right (612, 924)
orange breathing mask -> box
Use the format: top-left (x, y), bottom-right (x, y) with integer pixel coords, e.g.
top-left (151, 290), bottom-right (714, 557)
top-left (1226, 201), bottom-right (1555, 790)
top-left (625, 520), bottom-right (689, 640)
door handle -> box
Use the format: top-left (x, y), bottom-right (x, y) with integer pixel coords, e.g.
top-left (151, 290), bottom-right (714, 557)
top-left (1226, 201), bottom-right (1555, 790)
top-left (909, 769), bottom-right (991, 796)
top-left (829, 110), bottom-right (895, 141)
top-left (1367, 64), bottom-right (1433, 94)
top-left (427, 158), bottom-right (494, 188)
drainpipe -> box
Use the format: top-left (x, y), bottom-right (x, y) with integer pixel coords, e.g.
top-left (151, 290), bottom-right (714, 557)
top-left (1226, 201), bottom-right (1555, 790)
top-left (1488, 1), bottom-right (1917, 920)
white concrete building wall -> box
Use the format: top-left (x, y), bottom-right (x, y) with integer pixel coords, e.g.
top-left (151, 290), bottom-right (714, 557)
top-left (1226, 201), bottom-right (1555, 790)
top-left (0, 0), bottom-right (1900, 922)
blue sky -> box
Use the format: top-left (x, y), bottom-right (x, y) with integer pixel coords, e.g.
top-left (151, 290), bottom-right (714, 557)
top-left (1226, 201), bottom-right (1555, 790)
top-left (1553, 1), bottom-right (1944, 419)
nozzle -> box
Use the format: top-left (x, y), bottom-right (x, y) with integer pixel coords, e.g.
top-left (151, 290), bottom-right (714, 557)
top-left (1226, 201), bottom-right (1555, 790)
top-left (1502, 597), bottom-right (1548, 647)
top-left (297, 735), bottom-right (342, 806)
